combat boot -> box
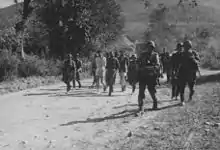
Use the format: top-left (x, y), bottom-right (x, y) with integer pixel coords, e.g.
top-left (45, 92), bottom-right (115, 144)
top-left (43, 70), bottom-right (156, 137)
top-left (152, 98), bottom-right (158, 110)
top-left (189, 89), bottom-right (195, 101)
top-left (180, 94), bottom-right (185, 106)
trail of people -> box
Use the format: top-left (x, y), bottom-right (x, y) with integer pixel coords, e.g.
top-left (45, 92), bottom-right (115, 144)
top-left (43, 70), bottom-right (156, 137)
top-left (0, 70), bottom-right (219, 150)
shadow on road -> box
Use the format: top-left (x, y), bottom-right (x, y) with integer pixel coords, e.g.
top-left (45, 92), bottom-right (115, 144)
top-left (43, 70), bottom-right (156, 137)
top-left (60, 103), bottom-right (180, 126)
top-left (197, 72), bottom-right (220, 85)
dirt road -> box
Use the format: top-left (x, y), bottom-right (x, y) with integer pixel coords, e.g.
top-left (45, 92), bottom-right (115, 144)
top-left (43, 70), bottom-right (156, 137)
top-left (0, 70), bottom-right (219, 150)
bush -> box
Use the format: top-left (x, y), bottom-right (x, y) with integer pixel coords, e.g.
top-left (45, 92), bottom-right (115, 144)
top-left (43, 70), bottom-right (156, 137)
top-left (200, 47), bottom-right (220, 69)
top-left (0, 50), bottom-right (20, 81)
top-left (0, 50), bottom-right (63, 81)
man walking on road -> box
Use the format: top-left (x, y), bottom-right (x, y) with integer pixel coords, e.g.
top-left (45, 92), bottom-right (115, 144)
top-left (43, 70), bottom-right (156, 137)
top-left (74, 53), bottom-right (82, 88)
top-left (137, 41), bottom-right (160, 114)
top-left (95, 51), bottom-right (107, 93)
top-left (106, 52), bottom-right (120, 96)
top-left (170, 42), bottom-right (183, 100)
top-left (90, 53), bottom-right (98, 88)
top-left (62, 53), bottom-right (76, 93)
top-left (178, 40), bottom-right (200, 106)
top-left (118, 51), bottom-right (129, 92)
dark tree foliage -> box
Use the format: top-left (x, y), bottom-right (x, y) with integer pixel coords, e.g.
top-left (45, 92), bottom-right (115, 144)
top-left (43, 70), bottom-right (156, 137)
top-left (34, 0), bottom-right (124, 57)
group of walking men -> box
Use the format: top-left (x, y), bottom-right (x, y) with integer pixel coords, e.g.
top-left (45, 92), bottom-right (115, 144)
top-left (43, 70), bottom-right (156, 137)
top-left (62, 53), bottom-right (82, 92)
top-left (91, 50), bottom-right (131, 95)
top-left (62, 39), bottom-right (200, 114)
top-left (137, 40), bottom-right (200, 114)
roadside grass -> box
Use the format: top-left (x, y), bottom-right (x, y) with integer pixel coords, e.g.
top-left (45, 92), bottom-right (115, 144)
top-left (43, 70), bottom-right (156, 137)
top-left (116, 83), bottom-right (220, 150)
top-left (0, 71), bottom-right (91, 95)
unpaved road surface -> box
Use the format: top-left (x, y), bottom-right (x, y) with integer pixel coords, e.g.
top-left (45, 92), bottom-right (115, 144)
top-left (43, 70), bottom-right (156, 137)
top-left (0, 70), bottom-right (219, 150)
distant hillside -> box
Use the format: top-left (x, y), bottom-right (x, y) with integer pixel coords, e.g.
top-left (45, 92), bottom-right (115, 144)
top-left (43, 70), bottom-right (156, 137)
top-left (0, 3), bottom-right (20, 30)
top-left (118, 0), bottom-right (220, 40)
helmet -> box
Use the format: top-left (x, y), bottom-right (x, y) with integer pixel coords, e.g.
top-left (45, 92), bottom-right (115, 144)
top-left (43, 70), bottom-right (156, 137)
top-left (147, 40), bottom-right (156, 48)
top-left (176, 42), bottom-right (183, 48)
top-left (131, 54), bottom-right (137, 58)
top-left (68, 53), bottom-right (72, 58)
top-left (183, 40), bottom-right (192, 48)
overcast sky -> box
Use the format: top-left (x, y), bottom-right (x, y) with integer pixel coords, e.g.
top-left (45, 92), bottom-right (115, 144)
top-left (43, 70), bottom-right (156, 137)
top-left (0, 0), bottom-right (23, 8)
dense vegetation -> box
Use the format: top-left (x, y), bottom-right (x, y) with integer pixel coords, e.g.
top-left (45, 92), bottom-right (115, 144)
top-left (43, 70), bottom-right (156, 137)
top-left (0, 0), bottom-right (124, 81)
top-left (1, 0), bottom-right (220, 84)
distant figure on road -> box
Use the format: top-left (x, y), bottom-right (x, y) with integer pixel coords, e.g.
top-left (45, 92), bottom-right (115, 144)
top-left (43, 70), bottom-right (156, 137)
top-left (90, 53), bottom-right (98, 88)
top-left (106, 52), bottom-right (120, 96)
top-left (118, 51), bottom-right (129, 92)
top-left (62, 53), bottom-right (76, 93)
top-left (170, 42), bottom-right (183, 100)
top-left (127, 54), bottom-right (138, 93)
top-left (74, 53), bottom-right (82, 88)
top-left (95, 51), bottom-right (107, 93)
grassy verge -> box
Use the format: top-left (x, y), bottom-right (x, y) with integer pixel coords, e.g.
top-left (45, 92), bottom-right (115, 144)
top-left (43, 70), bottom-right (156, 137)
top-left (116, 82), bottom-right (220, 150)
top-left (0, 72), bottom-right (91, 95)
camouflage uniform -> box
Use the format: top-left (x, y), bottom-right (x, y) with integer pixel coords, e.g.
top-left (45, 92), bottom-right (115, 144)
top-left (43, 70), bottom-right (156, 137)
top-left (106, 52), bottom-right (120, 96)
top-left (137, 41), bottom-right (160, 112)
top-left (118, 52), bottom-right (129, 92)
top-left (74, 54), bottom-right (82, 88)
top-left (62, 54), bottom-right (76, 92)
top-left (170, 43), bottom-right (183, 100)
top-left (178, 40), bottom-right (200, 105)
top-left (127, 54), bottom-right (138, 93)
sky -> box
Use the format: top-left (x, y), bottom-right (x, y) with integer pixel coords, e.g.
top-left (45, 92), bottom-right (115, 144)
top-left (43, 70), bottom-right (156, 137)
top-left (0, 0), bottom-right (23, 8)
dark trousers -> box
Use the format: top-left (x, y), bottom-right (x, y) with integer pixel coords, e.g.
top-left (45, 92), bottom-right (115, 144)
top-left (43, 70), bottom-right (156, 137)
top-left (138, 70), bottom-right (158, 111)
top-left (178, 71), bottom-right (196, 102)
top-left (73, 71), bottom-right (81, 88)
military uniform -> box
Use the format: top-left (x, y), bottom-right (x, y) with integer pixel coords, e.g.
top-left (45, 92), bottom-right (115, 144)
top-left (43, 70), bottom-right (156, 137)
top-left (170, 43), bottom-right (183, 99)
top-left (137, 41), bottom-right (160, 112)
top-left (178, 40), bottom-right (200, 105)
top-left (62, 54), bottom-right (76, 92)
top-left (91, 54), bottom-right (97, 87)
top-left (118, 53), bottom-right (129, 91)
top-left (106, 53), bottom-right (120, 96)
top-left (127, 54), bottom-right (138, 93)
top-left (74, 55), bottom-right (82, 88)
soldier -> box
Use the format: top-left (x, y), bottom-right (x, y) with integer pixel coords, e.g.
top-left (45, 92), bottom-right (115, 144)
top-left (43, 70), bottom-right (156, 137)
top-left (74, 53), bottom-right (82, 88)
top-left (95, 51), bottom-right (107, 92)
top-left (170, 42), bottom-right (183, 100)
top-left (118, 51), bottom-right (129, 92)
top-left (137, 41), bottom-right (160, 113)
top-left (106, 52), bottom-right (120, 96)
top-left (178, 40), bottom-right (200, 106)
top-left (62, 53), bottom-right (76, 93)
top-left (90, 53), bottom-right (98, 88)
top-left (127, 54), bottom-right (138, 93)
top-left (113, 51), bottom-right (119, 85)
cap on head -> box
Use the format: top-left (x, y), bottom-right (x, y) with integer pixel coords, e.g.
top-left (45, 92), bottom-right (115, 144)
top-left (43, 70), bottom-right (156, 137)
top-left (183, 40), bottom-right (192, 48)
top-left (147, 40), bottom-right (156, 48)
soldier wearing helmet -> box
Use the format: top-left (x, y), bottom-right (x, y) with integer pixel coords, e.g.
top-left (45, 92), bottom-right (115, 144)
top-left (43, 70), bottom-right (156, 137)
top-left (178, 40), bottom-right (200, 106)
top-left (74, 53), bottom-right (82, 88)
top-left (62, 53), bottom-right (76, 93)
top-left (118, 50), bottom-right (129, 92)
top-left (105, 51), bottom-right (120, 96)
top-left (127, 53), bottom-right (138, 93)
top-left (137, 40), bottom-right (160, 114)
top-left (170, 42), bottom-right (183, 100)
